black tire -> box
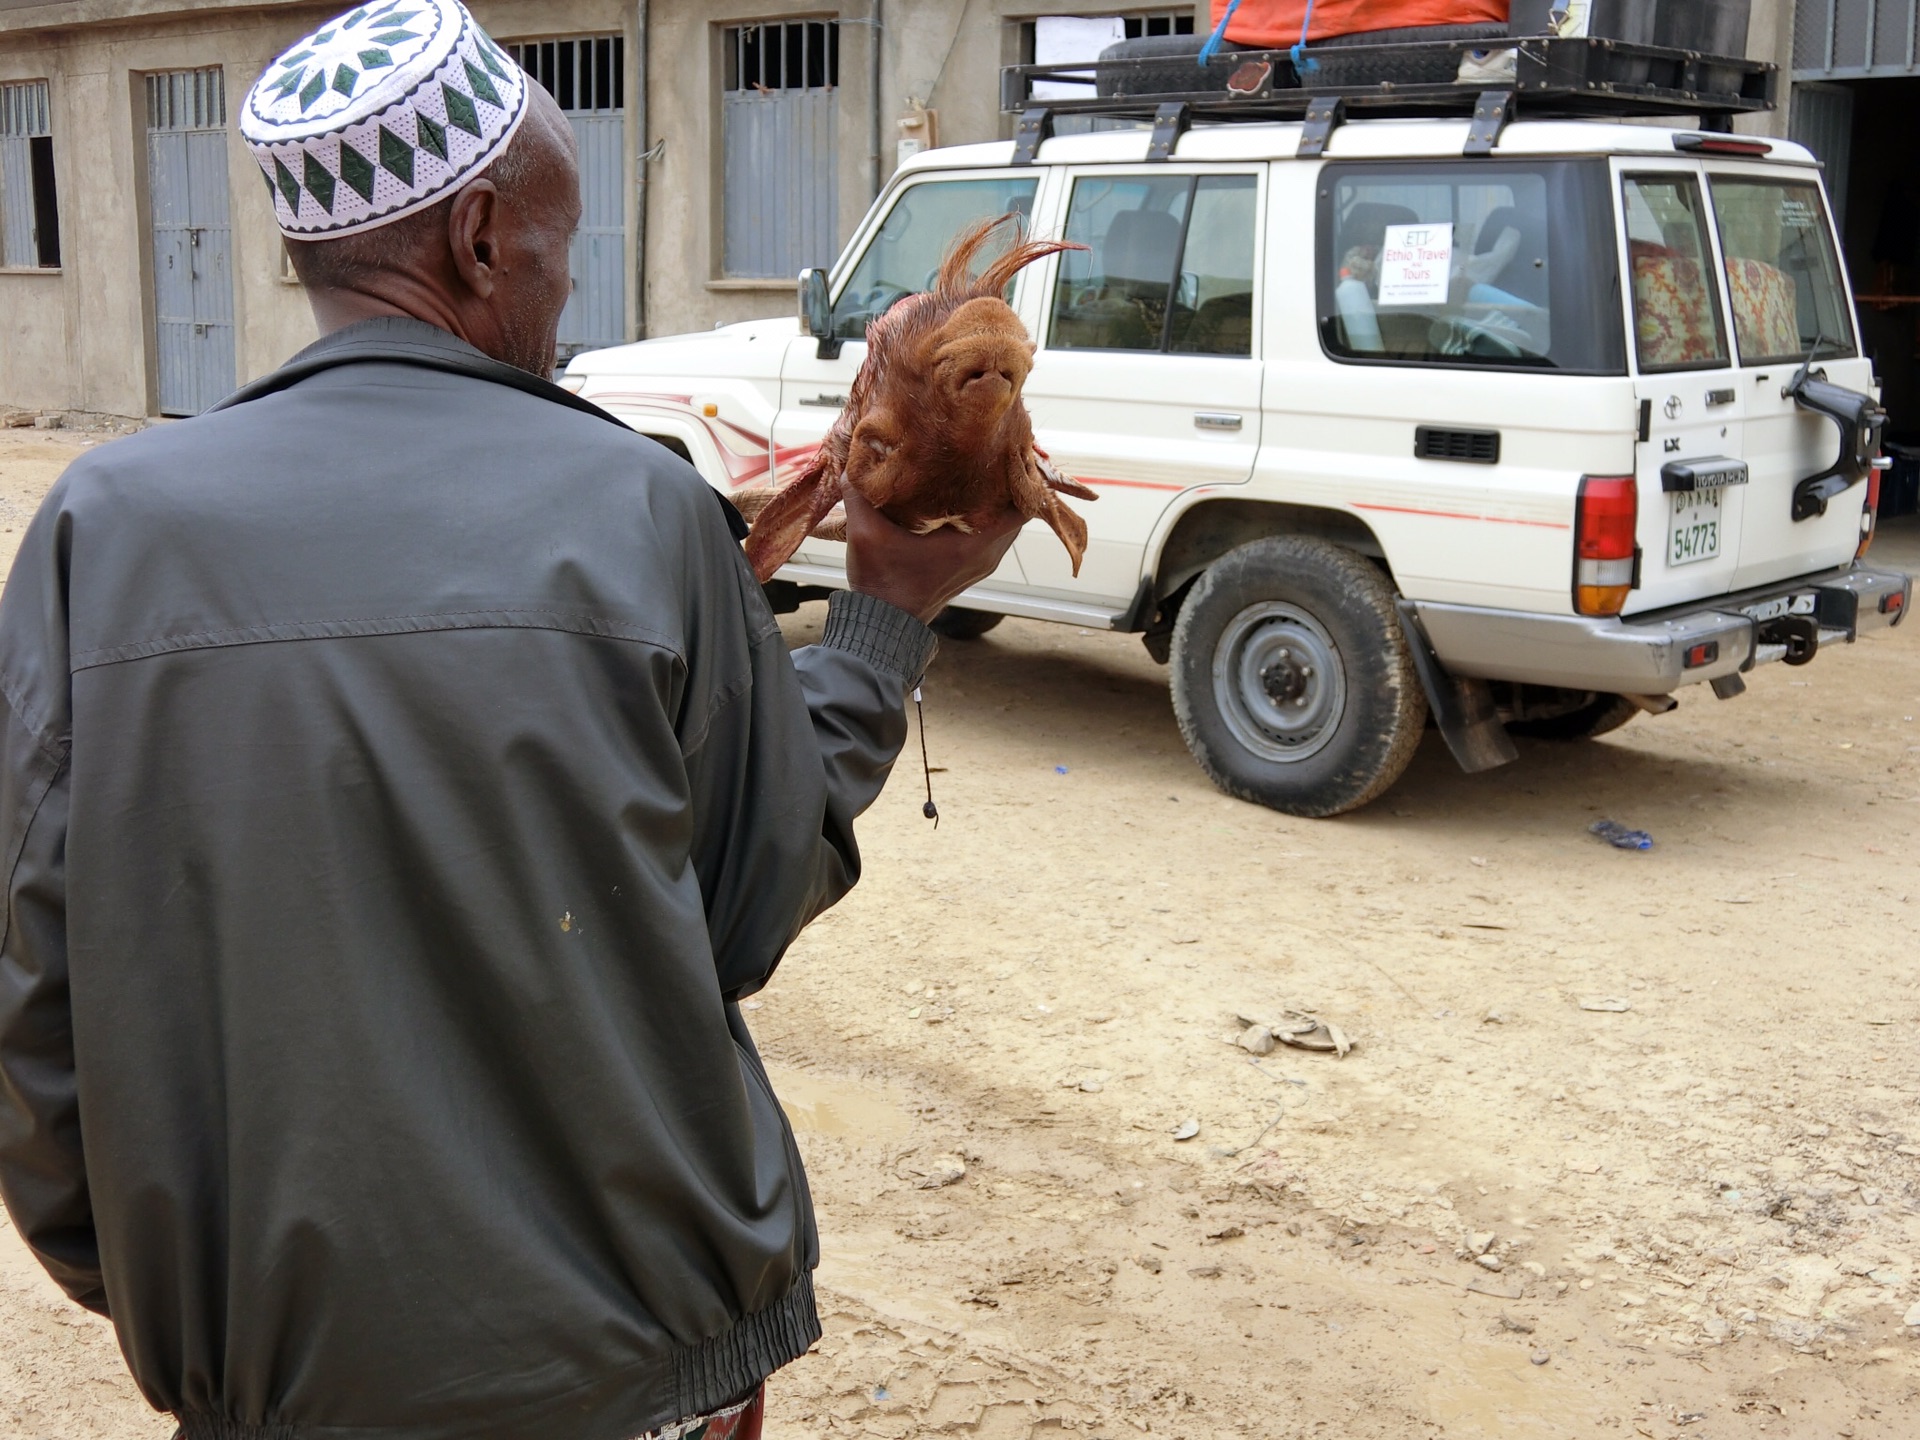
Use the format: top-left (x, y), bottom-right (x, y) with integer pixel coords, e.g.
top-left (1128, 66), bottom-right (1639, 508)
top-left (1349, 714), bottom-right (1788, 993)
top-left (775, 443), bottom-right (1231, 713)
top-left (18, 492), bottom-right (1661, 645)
top-left (1300, 23), bottom-right (1510, 88)
top-left (1094, 34), bottom-right (1298, 97)
top-left (930, 606), bottom-right (1004, 641)
top-left (1507, 694), bottom-right (1641, 742)
top-left (1169, 537), bottom-right (1428, 818)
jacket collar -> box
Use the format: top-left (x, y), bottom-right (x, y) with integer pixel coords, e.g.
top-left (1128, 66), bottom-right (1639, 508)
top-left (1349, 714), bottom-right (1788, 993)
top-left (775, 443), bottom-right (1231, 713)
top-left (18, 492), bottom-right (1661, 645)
top-left (210, 315), bottom-right (625, 432)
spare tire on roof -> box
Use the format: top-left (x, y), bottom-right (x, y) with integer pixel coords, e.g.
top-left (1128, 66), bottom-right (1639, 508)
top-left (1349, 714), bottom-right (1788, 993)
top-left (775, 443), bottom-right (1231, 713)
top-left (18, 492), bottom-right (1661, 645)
top-left (1297, 23), bottom-right (1512, 88)
top-left (1094, 34), bottom-right (1299, 98)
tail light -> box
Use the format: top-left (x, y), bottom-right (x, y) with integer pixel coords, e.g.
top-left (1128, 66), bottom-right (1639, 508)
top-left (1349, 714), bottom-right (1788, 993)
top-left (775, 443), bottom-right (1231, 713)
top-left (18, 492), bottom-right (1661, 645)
top-left (1575, 475), bottom-right (1637, 617)
top-left (1859, 461), bottom-right (1884, 561)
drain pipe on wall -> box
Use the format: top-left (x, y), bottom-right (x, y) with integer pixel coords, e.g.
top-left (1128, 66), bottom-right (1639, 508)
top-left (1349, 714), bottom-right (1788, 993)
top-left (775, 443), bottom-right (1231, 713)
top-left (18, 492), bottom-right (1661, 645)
top-left (868, 0), bottom-right (883, 198)
top-left (633, 0), bottom-right (649, 338)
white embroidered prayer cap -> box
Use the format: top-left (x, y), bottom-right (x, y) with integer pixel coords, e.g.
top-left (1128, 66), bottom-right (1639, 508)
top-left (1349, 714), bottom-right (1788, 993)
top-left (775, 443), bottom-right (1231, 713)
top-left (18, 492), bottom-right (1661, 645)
top-left (240, 0), bottom-right (528, 238)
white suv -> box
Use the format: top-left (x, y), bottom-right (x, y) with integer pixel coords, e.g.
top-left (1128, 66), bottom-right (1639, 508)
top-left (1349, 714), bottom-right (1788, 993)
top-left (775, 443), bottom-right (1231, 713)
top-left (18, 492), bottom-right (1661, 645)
top-left (563, 108), bottom-right (1909, 815)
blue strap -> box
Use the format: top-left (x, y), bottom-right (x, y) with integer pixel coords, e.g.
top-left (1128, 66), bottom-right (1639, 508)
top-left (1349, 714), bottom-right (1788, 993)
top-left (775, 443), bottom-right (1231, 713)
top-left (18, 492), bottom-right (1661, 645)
top-left (1198, 0), bottom-right (1243, 64)
top-left (1291, 0), bottom-right (1320, 75)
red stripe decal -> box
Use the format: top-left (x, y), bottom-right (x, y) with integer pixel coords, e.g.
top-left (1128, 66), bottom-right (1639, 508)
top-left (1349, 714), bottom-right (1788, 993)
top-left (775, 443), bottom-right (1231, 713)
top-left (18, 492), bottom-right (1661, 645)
top-left (1076, 476), bottom-right (1185, 493)
top-left (1353, 502), bottom-right (1570, 531)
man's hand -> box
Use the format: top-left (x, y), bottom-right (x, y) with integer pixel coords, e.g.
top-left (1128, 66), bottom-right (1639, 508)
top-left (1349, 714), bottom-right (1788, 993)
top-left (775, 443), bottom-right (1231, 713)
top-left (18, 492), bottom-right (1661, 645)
top-left (841, 490), bottom-right (1024, 624)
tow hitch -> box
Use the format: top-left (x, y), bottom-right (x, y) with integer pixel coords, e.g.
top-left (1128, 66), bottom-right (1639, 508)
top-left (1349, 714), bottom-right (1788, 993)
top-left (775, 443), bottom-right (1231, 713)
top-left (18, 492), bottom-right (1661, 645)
top-left (1787, 365), bottom-right (1887, 522)
top-left (1758, 614), bottom-right (1821, 665)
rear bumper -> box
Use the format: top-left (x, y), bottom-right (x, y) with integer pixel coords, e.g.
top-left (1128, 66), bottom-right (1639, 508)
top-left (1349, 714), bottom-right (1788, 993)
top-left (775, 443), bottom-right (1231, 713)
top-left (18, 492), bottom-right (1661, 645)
top-left (1412, 564), bottom-right (1911, 695)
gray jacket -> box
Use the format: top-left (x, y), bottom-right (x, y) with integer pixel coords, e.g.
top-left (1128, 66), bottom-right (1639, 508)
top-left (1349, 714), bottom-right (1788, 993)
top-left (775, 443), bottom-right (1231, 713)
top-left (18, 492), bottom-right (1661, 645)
top-left (0, 318), bottom-right (935, 1440)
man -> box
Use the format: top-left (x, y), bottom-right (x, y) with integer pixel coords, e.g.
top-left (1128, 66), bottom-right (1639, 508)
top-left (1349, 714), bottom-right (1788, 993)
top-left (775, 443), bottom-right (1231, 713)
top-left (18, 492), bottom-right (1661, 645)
top-left (0, 4), bottom-right (1017, 1437)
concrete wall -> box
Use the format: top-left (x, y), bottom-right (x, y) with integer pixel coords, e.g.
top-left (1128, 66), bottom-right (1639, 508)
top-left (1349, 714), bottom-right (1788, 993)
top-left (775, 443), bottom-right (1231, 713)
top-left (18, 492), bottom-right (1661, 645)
top-left (0, 1), bottom-right (337, 416)
top-left (0, 0), bottom-right (634, 416)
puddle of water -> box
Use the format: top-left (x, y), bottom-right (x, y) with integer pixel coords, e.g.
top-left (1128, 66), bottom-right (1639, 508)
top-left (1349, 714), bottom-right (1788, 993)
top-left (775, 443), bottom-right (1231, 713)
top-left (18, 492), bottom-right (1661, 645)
top-left (766, 1066), bottom-right (914, 1144)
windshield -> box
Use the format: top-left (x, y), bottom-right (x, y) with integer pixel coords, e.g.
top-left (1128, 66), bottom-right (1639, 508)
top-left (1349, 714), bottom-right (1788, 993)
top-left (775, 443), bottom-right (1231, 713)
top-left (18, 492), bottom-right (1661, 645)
top-left (1316, 160), bottom-right (1624, 374)
top-left (1708, 175), bottom-right (1855, 365)
top-left (832, 176), bottom-right (1040, 340)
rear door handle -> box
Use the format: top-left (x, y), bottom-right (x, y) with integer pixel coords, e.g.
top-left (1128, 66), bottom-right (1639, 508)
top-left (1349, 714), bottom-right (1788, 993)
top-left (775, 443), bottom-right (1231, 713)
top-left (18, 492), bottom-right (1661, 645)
top-left (1194, 411), bottom-right (1243, 432)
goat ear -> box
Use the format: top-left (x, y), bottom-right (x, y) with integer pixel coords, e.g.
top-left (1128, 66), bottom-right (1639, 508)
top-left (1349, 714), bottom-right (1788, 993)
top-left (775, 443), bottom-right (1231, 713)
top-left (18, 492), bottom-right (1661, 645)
top-left (744, 463), bottom-right (843, 583)
top-left (846, 410), bottom-right (910, 506)
top-left (1036, 488), bottom-right (1090, 577)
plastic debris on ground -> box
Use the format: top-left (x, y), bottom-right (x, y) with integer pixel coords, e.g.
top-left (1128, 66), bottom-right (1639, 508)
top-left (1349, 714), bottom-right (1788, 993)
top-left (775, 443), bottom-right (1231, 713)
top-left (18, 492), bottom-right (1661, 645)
top-left (1589, 819), bottom-right (1653, 851)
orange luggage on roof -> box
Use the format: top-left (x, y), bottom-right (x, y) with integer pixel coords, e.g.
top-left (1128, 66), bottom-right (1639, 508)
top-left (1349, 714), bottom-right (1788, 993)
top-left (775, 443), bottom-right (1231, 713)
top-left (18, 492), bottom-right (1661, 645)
top-left (1209, 0), bottom-right (1509, 47)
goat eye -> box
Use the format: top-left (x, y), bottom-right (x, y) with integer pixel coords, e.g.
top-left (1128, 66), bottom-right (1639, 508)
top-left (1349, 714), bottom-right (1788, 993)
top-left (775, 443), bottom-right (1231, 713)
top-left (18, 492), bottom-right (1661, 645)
top-left (866, 436), bottom-right (894, 457)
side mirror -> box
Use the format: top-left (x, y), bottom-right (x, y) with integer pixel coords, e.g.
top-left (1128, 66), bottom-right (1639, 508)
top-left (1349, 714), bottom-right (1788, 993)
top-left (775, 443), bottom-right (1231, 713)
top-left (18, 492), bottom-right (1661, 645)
top-left (1788, 370), bottom-right (1888, 521)
top-left (798, 268), bottom-right (832, 337)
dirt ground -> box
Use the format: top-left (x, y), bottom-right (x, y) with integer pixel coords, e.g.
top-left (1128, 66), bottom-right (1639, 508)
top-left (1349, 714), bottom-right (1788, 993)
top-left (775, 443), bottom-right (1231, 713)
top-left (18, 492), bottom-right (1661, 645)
top-left (3, 426), bottom-right (1919, 1439)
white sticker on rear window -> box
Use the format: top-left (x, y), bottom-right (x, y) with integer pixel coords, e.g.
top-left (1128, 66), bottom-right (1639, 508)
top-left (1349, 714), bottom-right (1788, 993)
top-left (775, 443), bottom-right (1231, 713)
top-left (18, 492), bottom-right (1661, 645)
top-left (1378, 222), bottom-right (1454, 307)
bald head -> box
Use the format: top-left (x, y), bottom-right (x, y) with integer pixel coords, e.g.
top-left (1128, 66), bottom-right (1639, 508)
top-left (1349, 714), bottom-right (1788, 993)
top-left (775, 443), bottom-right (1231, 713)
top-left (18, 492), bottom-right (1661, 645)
top-left (287, 83), bottom-right (580, 375)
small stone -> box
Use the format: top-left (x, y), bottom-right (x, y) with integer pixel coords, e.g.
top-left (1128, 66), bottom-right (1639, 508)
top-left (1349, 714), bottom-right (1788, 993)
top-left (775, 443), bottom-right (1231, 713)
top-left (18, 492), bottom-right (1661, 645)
top-left (1237, 1023), bottom-right (1276, 1056)
top-left (1530, 1349), bottom-right (1551, 1365)
top-left (1702, 1317), bottom-right (1731, 1340)
top-left (1579, 997), bottom-right (1632, 1013)
top-left (1079, 1078), bottom-right (1104, 1093)
top-left (1171, 1118), bottom-right (1200, 1141)
top-left (1470, 1231), bottom-right (1496, 1255)
top-left (1483, 1010), bottom-right (1505, 1025)
top-left (32, 413), bottom-right (63, 430)
top-left (1705, 1246), bottom-right (1739, 1266)
top-left (1579, 1279), bottom-right (1595, 1291)
top-left (1861, 1189), bottom-right (1882, 1206)
top-left (1188, 1264), bottom-right (1224, 1279)
top-left (1207, 1225), bottom-right (1244, 1241)
top-left (913, 1155), bottom-right (967, 1189)
top-left (1135, 1253), bottom-right (1163, 1274)
top-left (1868, 1268), bottom-right (1900, 1286)
top-left (1903, 1300), bottom-right (1920, 1328)
top-left (1521, 1261), bottom-right (1547, 1279)
top-left (1476, 1254), bottom-right (1504, 1272)
top-left (1498, 1312), bottom-right (1535, 1334)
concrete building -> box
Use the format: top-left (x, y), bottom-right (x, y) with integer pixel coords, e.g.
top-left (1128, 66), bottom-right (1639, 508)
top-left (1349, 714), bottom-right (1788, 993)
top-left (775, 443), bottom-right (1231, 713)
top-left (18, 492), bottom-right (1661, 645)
top-left (0, 0), bottom-right (1799, 420)
top-left (1785, 0), bottom-right (1920, 446)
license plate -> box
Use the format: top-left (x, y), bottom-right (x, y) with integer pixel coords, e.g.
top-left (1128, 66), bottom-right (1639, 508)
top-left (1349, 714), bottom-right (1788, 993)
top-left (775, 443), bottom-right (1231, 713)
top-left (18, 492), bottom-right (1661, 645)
top-left (1669, 488), bottom-right (1722, 567)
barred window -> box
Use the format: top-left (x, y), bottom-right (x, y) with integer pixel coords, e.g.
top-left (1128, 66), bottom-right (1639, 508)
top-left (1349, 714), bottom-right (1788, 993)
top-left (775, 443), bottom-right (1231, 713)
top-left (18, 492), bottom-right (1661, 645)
top-left (0, 80), bottom-right (59, 269)
top-left (504, 37), bottom-right (623, 113)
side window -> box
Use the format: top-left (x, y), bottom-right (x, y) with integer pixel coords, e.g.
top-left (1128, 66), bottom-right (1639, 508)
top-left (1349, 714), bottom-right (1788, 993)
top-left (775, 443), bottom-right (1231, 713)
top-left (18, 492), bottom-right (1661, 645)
top-left (0, 80), bottom-right (60, 269)
top-left (1321, 168), bottom-right (1557, 367)
top-left (1622, 174), bottom-right (1730, 372)
top-left (1048, 173), bottom-right (1258, 357)
top-left (832, 176), bottom-right (1039, 339)
top-left (1709, 176), bottom-right (1855, 365)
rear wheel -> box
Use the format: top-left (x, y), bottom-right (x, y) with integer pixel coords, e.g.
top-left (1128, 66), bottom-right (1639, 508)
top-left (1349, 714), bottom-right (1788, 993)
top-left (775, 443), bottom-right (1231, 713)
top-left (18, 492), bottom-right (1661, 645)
top-left (1506, 693), bottom-right (1641, 742)
top-left (1169, 537), bottom-right (1427, 817)
top-left (930, 606), bottom-right (1004, 640)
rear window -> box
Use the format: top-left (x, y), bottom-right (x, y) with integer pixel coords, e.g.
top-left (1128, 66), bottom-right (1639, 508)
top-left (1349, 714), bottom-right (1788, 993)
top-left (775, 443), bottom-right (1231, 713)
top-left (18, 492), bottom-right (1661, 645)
top-left (1316, 160), bottom-right (1624, 374)
top-left (1623, 173), bottom-right (1730, 372)
top-left (1709, 175), bottom-right (1855, 365)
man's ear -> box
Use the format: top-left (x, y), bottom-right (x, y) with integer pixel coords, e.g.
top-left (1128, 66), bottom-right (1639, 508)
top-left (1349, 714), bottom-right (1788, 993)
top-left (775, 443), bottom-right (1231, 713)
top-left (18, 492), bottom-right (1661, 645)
top-left (447, 180), bottom-right (502, 300)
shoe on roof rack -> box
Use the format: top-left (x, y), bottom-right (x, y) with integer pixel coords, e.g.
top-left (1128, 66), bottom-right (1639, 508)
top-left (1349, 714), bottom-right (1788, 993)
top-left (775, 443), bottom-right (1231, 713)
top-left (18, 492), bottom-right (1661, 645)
top-left (1000, 33), bottom-right (1776, 163)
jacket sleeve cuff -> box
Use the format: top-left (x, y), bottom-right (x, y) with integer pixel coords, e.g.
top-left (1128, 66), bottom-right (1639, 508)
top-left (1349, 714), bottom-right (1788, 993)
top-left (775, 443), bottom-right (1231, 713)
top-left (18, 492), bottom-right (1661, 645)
top-left (820, 590), bottom-right (939, 687)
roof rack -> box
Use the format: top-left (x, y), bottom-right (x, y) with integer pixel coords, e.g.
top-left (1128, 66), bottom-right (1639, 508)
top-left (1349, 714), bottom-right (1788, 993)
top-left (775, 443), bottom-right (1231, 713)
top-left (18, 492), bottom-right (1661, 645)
top-left (1000, 35), bottom-right (1777, 162)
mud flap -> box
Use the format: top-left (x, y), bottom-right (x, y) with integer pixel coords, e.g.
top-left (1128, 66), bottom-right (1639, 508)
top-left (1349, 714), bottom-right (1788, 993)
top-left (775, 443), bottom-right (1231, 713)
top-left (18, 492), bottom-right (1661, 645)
top-left (1396, 604), bottom-right (1519, 774)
